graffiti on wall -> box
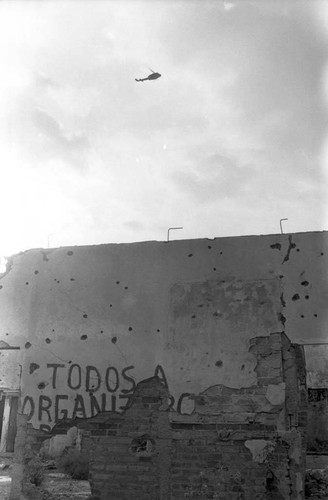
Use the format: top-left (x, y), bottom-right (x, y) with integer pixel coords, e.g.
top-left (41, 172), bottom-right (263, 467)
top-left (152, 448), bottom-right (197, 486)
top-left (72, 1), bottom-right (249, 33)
top-left (22, 363), bottom-right (194, 431)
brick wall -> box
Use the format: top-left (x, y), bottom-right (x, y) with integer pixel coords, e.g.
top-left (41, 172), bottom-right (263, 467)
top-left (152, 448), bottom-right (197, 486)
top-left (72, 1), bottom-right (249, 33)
top-left (85, 333), bottom-right (307, 500)
top-left (10, 332), bottom-right (306, 499)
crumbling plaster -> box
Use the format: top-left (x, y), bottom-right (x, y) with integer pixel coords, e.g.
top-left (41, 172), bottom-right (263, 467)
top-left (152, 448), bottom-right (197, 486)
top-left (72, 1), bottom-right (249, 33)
top-left (244, 439), bottom-right (275, 463)
top-left (0, 231), bottom-right (325, 429)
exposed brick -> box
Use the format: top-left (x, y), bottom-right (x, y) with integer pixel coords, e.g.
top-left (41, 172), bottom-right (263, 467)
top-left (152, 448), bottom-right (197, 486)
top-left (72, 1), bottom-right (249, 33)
top-left (11, 333), bottom-right (307, 500)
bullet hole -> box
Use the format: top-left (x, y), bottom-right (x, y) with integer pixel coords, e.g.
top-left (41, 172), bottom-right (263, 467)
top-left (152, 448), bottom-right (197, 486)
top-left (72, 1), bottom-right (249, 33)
top-left (29, 363), bottom-right (40, 374)
top-left (38, 382), bottom-right (46, 390)
top-left (305, 295), bottom-right (309, 300)
top-left (128, 327), bottom-right (133, 332)
top-left (5, 333), bottom-right (8, 336)
top-left (215, 360), bottom-right (223, 367)
top-left (220, 251), bottom-right (223, 255)
top-left (213, 267), bottom-right (217, 271)
top-left (110, 304), bottom-right (113, 308)
top-left (157, 329), bottom-right (160, 332)
top-left (301, 281), bottom-right (309, 286)
top-left (25, 282), bottom-right (29, 285)
top-left (100, 330), bottom-right (104, 334)
top-left (280, 294), bottom-right (286, 307)
top-left (70, 278), bottom-right (75, 281)
top-left (45, 338), bottom-right (51, 344)
top-left (25, 342), bottom-right (32, 349)
top-left (266, 470), bottom-right (279, 494)
top-left (0, 286), bottom-right (2, 290)
top-left (112, 336), bottom-right (117, 344)
top-left (130, 436), bottom-right (154, 457)
top-left (68, 360), bottom-right (72, 364)
top-left (188, 254), bottom-right (193, 257)
top-left (208, 246), bottom-right (212, 249)
top-left (292, 294), bottom-right (300, 301)
top-left (67, 251), bottom-right (74, 256)
top-left (81, 335), bottom-right (88, 340)
top-left (279, 275), bottom-right (284, 279)
top-left (34, 270), bottom-right (39, 275)
top-left (321, 252), bottom-right (324, 256)
top-left (124, 286), bottom-right (129, 290)
top-left (241, 364), bottom-right (245, 370)
top-left (213, 311), bottom-right (220, 317)
top-left (56, 280), bottom-right (60, 284)
top-left (83, 314), bottom-right (88, 319)
top-left (197, 304), bottom-right (204, 308)
top-left (296, 249), bottom-right (300, 252)
top-left (52, 329), bottom-right (55, 332)
top-left (301, 315), bottom-right (304, 319)
top-left (191, 314), bottom-right (196, 319)
top-left (314, 314), bottom-right (318, 318)
top-left (278, 313), bottom-right (286, 326)
top-left (116, 281), bottom-right (120, 285)
top-left (270, 243), bottom-right (281, 250)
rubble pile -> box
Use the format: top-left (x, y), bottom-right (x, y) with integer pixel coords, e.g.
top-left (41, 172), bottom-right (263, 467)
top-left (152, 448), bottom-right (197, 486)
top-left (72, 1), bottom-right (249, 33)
top-left (306, 469), bottom-right (328, 499)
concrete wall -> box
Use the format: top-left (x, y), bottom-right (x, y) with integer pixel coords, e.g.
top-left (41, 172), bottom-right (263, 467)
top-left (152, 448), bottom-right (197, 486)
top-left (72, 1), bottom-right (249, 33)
top-left (85, 328), bottom-right (308, 500)
top-left (0, 231), bottom-right (326, 430)
top-left (2, 230), bottom-right (325, 498)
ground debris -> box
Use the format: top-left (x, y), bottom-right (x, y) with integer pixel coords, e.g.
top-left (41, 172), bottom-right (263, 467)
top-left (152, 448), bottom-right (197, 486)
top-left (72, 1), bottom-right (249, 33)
top-left (306, 468), bottom-right (328, 499)
top-left (36, 469), bottom-right (91, 500)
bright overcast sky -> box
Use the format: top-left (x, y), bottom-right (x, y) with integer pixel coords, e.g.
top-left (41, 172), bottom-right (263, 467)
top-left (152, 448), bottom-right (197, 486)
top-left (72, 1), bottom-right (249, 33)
top-left (0, 0), bottom-right (328, 256)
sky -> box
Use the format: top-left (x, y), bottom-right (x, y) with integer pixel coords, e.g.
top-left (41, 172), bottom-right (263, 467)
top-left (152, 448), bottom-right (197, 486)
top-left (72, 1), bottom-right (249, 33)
top-left (0, 0), bottom-right (328, 257)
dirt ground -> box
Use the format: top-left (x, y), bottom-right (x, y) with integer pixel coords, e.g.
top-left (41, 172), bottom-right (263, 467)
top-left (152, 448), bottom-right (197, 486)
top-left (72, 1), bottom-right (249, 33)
top-left (41, 471), bottom-right (91, 499)
top-left (0, 474), bottom-right (11, 500)
top-left (306, 468), bottom-right (328, 499)
top-left (0, 458), bottom-right (13, 500)
top-left (0, 460), bottom-right (91, 500)
top-left (0, 460), bottom-right (326, 499)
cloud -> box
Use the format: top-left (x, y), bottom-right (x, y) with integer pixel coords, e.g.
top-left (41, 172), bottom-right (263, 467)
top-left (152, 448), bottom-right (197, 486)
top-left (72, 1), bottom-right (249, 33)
top-left (170, 153), bottom-right (254, 203)
top-left (123, 220), bottom-right (144, 232)
top-left (24, 107), bottom-right (89, 170)
top-left (0, 0), bottom-right (327, 255)
top-left (223, 2), bottom-right (235, 12)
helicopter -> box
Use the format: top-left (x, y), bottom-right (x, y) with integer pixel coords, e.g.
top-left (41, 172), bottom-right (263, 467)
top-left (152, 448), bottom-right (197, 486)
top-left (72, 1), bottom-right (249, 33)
top-left (135, 68), bottom-right (161, 82)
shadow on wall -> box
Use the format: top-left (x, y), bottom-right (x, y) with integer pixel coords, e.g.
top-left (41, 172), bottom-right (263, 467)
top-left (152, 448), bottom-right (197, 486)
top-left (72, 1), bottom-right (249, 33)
top-left (307, 388), bottom-right (328, 452)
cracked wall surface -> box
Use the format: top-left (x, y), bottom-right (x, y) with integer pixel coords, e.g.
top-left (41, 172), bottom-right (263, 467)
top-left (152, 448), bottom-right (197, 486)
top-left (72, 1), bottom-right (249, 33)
top-left (0, 231), bottom-right (323, 431)
top-left (84, 334), bottom-right (307, 500)
top-left (0, 230), bottom-right (324, 497)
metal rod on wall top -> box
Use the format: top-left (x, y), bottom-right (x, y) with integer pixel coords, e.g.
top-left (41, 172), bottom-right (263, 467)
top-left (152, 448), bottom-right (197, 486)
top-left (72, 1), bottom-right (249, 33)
top-left (47, 233), bottom-right (55, 248)
top-left (167, 227), bottom-right (183, 241)
top-left (280, 218), bottom-right (288, 234)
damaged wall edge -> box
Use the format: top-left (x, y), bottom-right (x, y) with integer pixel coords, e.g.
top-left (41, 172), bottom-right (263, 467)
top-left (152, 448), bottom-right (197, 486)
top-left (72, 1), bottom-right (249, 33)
top-left (3, 232), bottom-right (326, 499)
top-left (11, 331), bottom-right (307, 500)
